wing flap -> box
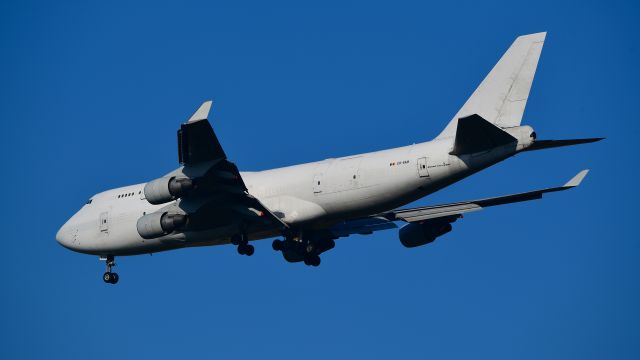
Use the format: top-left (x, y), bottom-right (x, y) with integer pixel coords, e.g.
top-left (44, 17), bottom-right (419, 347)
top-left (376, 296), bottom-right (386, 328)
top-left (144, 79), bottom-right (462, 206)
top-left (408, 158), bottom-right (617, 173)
top-left (329, 217), bottom-right (398, 238)
top-left (394, 203), bottom-right (481, 222)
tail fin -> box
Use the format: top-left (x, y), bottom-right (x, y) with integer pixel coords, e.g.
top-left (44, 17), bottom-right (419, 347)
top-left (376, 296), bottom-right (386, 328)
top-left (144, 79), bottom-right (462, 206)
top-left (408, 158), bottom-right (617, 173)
top-left (437, 32), bottom-right (546, 139)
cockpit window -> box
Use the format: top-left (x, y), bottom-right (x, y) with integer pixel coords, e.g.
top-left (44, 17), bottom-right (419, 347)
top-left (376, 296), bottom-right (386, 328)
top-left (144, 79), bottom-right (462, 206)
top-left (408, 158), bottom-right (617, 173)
top-left (86, 199), bottom-right (93, 204)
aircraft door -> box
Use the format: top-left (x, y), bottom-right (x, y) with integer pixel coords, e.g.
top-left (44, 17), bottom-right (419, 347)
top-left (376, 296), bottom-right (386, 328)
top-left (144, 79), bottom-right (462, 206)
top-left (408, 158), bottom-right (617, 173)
top-left (99, 211), bottom-right (109, 232)
top-left (313, 161), bottom-right (332, 195)
top-left (313, 173), bottom-right (324, 195)
top-left (417, 157), bottom-right (430, 178)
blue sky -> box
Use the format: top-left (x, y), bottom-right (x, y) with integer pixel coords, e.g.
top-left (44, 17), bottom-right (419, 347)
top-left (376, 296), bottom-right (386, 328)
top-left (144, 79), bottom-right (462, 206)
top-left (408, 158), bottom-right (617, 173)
top-left (1, 0), bottom-right (638, 359)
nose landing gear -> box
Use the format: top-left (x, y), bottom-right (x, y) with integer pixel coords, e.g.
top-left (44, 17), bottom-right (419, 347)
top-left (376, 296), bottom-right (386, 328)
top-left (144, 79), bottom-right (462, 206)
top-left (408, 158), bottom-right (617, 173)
top-left (102, 255), bottom-right (119, 284)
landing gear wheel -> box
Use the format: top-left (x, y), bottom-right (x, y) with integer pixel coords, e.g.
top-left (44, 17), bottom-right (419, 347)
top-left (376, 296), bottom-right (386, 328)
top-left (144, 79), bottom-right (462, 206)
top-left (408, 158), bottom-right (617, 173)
top-left (103, 272), bottom-right (113, 283)
top-left (304, 255), bottom-right (321, 267)
top-left (102, 255), bottom-right (119, 284)
top-left (237, 244), bottom-right (255, 256)
top-left (103, 272), bottom-right (119, 284)
top-left (272, 239), bottom-right (283, 251)
top-left (234, 228), bottom-right (255, 256)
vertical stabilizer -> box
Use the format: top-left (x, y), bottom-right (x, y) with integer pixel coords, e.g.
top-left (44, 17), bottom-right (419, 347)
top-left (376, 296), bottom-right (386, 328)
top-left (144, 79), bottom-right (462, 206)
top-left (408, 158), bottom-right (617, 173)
top-left (437, 32), bottom-right (546, 139)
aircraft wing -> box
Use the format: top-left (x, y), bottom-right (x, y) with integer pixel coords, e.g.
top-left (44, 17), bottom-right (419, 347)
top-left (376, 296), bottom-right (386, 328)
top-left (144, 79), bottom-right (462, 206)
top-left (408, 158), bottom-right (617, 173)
top-left (177, 101), bottom-right (227, 165)
top-left (172, 101), bottom-right (288, 231)
top-left (328, 170), bottom-right (589, 238)
top-left (383, 169), bottom-right (589, 222)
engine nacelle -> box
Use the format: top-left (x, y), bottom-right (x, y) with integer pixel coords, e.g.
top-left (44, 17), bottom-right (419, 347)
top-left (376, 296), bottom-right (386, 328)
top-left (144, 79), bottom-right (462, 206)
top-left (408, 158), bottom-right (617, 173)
top-left (399, 221), bottom-right (453, 248)
top-left (136, 212), bottom-right (188, 239)
top-left (144, 176), bottom-right (194, 205)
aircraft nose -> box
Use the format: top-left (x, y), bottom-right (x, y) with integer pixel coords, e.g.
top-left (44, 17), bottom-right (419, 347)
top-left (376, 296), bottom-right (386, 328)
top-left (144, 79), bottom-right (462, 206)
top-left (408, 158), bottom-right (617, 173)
top-left (56, 223), bottom-right (74, 248)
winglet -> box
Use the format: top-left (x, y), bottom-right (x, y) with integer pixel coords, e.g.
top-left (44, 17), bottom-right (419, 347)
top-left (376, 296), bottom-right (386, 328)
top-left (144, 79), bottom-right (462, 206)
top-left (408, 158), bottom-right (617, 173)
top-left (564, 169), bottom-right (589, 188)
top-left (187, 100), bottom-right (213, 123)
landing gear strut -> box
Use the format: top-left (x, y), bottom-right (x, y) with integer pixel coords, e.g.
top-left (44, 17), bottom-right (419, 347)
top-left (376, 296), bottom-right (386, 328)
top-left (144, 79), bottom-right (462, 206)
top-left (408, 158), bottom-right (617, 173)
top-left (231, 232), bottom-right (254, 256)
top-left (102, 255), bottom-right (119, 284)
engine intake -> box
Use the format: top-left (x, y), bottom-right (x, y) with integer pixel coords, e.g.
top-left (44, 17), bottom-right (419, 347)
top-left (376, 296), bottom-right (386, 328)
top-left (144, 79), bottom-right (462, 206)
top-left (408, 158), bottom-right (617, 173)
top-left (136, 212), bottom-right (188, 239)
top-left (144, 176), bottom-right (194, 205)
top-left (399, 220), bottom-right (453, 248)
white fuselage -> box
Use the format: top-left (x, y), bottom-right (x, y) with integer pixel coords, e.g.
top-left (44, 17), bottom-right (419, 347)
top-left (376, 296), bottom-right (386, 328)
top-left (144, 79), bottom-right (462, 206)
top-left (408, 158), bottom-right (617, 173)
top-left (56, 127), bottom-right (534, 256)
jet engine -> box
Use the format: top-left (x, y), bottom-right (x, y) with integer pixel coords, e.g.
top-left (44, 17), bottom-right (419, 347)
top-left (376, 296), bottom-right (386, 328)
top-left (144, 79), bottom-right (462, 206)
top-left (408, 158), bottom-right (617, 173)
top-left (398, 220), bottom-right (453, 248)
top-left (144, 176), bottom-right (194, 205)
top-left (136, 212), bottom-right (188, 239)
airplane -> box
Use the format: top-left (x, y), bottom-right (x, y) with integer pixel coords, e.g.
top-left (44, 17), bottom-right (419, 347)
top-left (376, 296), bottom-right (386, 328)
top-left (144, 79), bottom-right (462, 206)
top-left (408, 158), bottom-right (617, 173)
top-left (56, 32), bottom-right (602, 284)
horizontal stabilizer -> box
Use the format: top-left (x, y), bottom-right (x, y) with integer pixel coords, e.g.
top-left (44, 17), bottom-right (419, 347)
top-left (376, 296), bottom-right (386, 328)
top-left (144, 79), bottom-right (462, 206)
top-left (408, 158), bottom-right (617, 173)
top-left (450, 114), bottom-right (517, 155)
top-left (523, 138), bottom-right (604, 152)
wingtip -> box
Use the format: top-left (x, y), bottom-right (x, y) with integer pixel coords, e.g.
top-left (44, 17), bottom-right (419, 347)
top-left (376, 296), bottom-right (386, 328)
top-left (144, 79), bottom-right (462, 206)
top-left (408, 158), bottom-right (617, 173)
top-left (564, 169), bottom-right (590, 187)
top-left (187, 100), bottom-right (213, 123)
top-left (517, 31), bottom-right (547, 43)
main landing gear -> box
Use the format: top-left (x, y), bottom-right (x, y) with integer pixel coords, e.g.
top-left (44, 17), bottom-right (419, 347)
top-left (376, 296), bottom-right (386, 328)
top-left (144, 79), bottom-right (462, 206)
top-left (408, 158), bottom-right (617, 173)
top-left (272, 237), bottom-right (326, 267)
top-left (102, 255), bottom-right (119, 284)
top-left (231, 232), bottom-right (254, 256)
